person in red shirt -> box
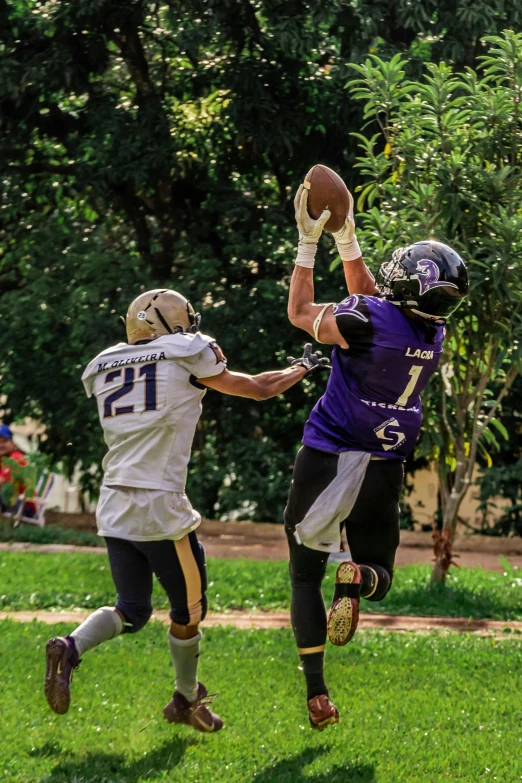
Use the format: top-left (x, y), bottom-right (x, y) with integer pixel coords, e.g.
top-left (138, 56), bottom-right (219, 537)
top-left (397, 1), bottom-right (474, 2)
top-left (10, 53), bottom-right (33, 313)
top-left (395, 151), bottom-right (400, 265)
top-left (0, 424), bottom-right (33, 516)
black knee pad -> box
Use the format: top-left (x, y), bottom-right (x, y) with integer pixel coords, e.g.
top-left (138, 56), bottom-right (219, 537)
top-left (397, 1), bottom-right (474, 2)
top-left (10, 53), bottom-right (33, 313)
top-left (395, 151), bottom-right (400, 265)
top-left (117, 601), bottom-right (153, 633)
top-left (360, 564), bottom-right (392, 602)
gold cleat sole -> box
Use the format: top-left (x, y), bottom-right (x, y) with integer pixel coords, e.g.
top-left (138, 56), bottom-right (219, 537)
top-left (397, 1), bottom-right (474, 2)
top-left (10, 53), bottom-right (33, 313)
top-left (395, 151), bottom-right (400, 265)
top-left (327, 561), bottom-right (361, 647)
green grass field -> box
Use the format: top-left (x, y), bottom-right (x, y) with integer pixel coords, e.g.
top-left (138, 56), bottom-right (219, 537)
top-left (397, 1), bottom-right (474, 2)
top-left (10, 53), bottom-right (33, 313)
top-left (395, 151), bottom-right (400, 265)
top-left (1, 550), bottom-right (521, 620)
top-left (1, 620), bottom-right (521, 783)
top-left (0, 523), bottom-right (103, 547)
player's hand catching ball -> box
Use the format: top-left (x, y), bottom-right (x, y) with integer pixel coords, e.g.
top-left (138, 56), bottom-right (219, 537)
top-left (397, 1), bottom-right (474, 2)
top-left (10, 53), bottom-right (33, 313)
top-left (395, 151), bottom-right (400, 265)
top-left (294, 185), bottom-right (331, 244)
top-left (287, 343), bottom-right (331, 375)
top-left (332, 190), bottom-right (361, 262)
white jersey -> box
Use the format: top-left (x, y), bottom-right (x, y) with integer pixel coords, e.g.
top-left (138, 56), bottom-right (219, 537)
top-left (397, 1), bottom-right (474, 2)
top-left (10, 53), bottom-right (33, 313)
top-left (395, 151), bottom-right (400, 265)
top-left (82, 332), bottom-right (226, 493)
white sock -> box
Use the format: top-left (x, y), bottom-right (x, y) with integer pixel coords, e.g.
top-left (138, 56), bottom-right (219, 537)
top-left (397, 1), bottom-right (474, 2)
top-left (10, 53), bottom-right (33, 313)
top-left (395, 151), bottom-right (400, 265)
top-left (70, 606), bottom-right (123, 656)
top-left (168, 630), bottom-right (201, 702)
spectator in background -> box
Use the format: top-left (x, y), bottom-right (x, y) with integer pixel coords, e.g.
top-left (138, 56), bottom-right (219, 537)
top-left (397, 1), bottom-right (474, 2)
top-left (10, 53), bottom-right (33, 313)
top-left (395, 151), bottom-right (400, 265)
top-left (0, 424), bottom-right (34, 516)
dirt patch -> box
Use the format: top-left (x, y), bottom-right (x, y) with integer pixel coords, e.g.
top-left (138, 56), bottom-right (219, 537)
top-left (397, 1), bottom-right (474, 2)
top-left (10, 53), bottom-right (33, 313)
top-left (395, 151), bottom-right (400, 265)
top-left (43, 512), bottom-right (522, 551)
top-left (1, 609), bottom-right (521, 637)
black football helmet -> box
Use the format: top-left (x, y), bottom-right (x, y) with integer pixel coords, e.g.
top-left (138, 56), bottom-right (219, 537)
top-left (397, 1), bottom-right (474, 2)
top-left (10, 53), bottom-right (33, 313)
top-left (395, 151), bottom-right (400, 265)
top-left (377, 241), bottom-right (468, 321)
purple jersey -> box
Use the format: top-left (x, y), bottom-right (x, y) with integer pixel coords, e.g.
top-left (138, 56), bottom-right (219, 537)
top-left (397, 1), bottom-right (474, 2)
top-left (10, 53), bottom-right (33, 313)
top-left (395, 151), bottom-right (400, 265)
top-left (303, 295), bottom-right (445, 459)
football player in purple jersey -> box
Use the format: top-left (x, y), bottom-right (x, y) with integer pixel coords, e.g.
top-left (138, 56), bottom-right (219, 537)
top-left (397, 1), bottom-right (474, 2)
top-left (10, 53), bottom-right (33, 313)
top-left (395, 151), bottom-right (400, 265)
top-left (285, 185), bottom-right (468, 730)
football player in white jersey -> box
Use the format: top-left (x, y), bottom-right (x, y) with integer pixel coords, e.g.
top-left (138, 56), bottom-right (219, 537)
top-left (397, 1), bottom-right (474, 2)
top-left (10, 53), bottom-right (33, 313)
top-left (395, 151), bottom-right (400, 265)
top-left (44, 288), bottom-right (328, 733)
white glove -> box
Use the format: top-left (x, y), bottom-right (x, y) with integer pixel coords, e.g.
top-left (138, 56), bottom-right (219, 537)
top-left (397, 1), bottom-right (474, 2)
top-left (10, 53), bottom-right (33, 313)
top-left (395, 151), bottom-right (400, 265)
top-left (332, 190), bottom-right (361, 262)
top-left (294, 185), bottom-right (331, 268)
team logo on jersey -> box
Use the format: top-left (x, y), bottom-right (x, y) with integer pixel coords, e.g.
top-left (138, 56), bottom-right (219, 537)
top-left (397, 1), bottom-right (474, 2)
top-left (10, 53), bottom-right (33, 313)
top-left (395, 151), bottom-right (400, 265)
top-left (412, 259), bottom-right (459, 295)
top-left (333, 294), bottom-right (369, 322)
top-left (137, 311), bottom-right (147, 320)
top-left (374, 418), bottom-right (406, 451)
top-left (210, 341), bottom-right (226, 364)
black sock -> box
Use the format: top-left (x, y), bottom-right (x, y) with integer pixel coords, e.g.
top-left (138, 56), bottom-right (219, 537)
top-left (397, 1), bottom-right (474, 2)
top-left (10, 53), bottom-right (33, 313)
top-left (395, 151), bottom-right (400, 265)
top-left (360, 564), bottom-right (377, 597)
top-left (300, 651), bottom-right (328, 700)
top-left (360, 564), bottom-right (391, 600)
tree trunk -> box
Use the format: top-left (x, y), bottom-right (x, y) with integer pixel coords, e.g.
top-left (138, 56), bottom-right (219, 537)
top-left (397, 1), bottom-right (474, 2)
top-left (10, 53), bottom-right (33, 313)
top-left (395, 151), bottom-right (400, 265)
top-left (431, 451), bottom-right (468, 582)
top-left (431, 524), bottom-right (457, 583)
top-left (431, 554), bottom-right (448, 583)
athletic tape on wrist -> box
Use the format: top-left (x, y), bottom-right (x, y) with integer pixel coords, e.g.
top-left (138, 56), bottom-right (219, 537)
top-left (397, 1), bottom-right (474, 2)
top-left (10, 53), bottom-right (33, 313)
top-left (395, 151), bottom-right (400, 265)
top-left (295, 241), bottom-right (317, 268)
top-left (337, 237), bottom-right (361, 262)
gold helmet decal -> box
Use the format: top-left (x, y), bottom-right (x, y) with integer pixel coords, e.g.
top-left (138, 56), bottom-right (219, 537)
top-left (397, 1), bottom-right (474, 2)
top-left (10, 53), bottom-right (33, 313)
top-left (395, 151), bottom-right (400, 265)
top-left (126, 289), bottom-right (200, 344)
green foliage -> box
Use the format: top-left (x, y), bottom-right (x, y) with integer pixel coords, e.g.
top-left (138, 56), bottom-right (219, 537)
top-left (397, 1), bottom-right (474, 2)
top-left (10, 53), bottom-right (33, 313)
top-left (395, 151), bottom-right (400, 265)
top-left (2, 551), bottom-right (522, 620)
top-left (346, 32), bottom-right (522, 539)
top-left (2, 5), bottom-right (522, 519)
top-left (1, 621), bottom-right (522, 782)
top-left (474, 375), bottom-right (522, 535)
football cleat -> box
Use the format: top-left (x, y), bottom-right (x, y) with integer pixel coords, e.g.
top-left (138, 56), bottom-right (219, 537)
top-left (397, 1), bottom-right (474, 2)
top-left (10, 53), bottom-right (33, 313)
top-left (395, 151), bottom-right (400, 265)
top-left (44, 636), bottom-right (80, 715)
top-left (308, 694), bottom-right (340, 730)
top-left (163, 682), bottom-right (223, 733)
top-left (327, 561), bottom-right (362, 646)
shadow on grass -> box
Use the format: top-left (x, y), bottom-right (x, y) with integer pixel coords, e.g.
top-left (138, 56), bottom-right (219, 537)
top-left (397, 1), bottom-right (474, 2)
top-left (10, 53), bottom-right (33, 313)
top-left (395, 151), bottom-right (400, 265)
top-left (40, 735), bottom-right (194, 782)
top-left (250, 747), bottom-right (376, 783)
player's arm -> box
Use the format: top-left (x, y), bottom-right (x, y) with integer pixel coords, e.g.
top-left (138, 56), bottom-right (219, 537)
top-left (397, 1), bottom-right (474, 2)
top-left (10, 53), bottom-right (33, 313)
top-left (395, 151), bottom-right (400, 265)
top-left (342, 258), bottom-right (377, 297)
top-left (332, 191), bottom-right (377, 297)
top-left (287, 186), bottom-right (348, 346)
top-left (288, 265), bottom-right (348, 347)
top-left (198, 366), bottom-right (305, 401)
top-left (198, 344), bottom-right (329, 400)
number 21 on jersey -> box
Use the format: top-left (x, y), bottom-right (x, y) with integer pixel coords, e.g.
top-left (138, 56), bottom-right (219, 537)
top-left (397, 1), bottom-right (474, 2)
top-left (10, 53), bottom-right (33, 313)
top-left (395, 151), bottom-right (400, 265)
top-left (396, 365), bottom-right (423, 407)
top-left (103, 363), bottom-right (157, 418)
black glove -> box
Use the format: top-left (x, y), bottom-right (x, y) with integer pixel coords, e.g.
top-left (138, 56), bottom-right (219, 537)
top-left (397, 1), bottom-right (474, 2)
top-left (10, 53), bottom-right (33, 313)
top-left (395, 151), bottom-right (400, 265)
top-left (287, 343), bottom-right (331, 375)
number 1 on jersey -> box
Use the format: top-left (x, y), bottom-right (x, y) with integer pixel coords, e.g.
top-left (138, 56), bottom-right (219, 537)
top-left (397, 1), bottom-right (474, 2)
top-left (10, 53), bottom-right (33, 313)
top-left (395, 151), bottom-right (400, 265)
top-left (396, 364), bottom-right (423, 407)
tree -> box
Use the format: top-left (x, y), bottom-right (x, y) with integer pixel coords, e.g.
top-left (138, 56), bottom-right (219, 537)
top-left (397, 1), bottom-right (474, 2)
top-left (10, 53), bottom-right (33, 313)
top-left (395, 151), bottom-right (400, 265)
top-left (475, 375), bottom-right (522, 536)
top-left (346, 31), bottom-right (522, 578)
top-left (2, 2), bottom-right (522, 521)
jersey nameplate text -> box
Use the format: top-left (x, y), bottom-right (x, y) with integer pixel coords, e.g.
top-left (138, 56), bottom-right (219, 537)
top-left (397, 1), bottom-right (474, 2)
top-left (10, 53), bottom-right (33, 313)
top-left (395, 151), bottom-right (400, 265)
top-left (97, 351), bottom-right (167, 373)
top-left (405, 348), bottom-right (434, 360)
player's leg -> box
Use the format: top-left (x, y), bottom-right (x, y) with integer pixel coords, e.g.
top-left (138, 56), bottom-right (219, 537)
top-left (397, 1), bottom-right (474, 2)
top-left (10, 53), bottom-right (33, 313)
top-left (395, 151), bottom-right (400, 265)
top-left (44, 537), bottom-right (152, 714)
top-left (141, 532), bottom-right (222, 733)
top-left (285, 445), bottom-right (341, 730)
top-left (327, 459), bottom-right (403, 646)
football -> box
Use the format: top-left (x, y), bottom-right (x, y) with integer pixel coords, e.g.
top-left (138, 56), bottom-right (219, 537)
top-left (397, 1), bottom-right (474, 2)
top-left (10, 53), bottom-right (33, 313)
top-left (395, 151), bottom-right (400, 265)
top-left (304, 164), bottom-right (350, 233)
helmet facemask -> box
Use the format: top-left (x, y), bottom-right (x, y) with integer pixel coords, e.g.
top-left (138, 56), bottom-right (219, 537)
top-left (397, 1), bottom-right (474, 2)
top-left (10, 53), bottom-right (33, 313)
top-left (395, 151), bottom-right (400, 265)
top-left (377, 248), bottom-right (411, 296)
